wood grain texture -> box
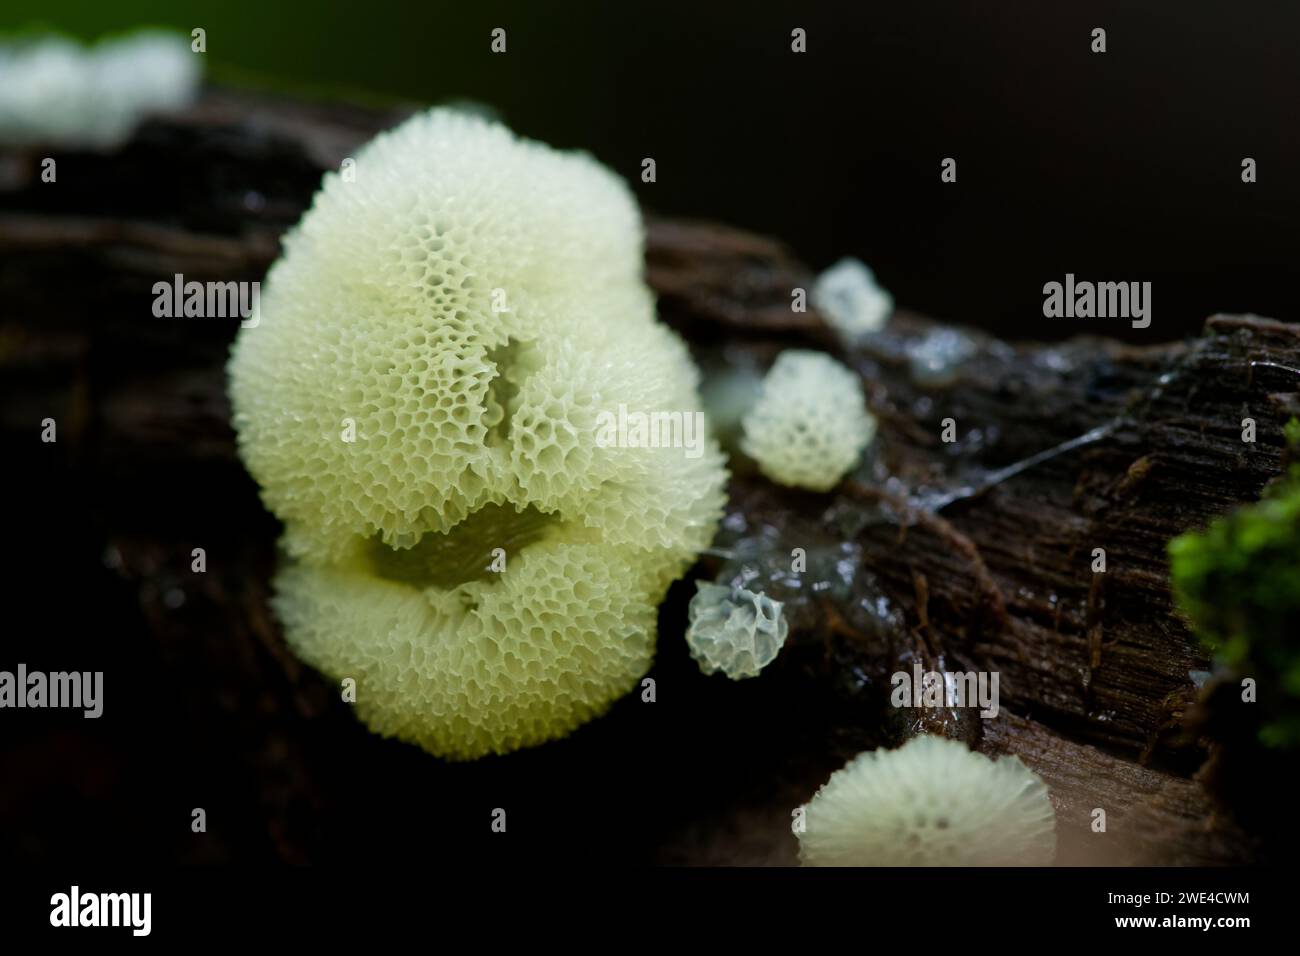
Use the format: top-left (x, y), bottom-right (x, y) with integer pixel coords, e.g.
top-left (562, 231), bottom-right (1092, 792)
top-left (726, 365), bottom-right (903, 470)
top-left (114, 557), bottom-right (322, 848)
top-left (5, 88), bottom-right (1294, 865)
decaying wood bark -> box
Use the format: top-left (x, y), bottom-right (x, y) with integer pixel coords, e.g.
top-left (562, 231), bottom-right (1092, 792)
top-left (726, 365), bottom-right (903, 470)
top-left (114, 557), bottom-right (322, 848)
top-left (4, 88), bottom-right (1295, 866)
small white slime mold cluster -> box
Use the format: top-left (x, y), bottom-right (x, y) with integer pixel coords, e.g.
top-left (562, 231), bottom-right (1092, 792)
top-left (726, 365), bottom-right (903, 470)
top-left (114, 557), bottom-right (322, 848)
top-left (741, 350), bottom-right (876, 492)
top-left (0, 31), bottom-right (200, 149)
top-left (798, 735), bottom-right (1057, 866)
top-left (685, 582), bottom-right (789, 679)
top-left (812, 257), bottom-right (893, 342)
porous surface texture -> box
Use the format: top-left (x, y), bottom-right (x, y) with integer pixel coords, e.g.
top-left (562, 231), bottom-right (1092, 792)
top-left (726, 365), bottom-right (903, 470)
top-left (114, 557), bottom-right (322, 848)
top-left (685, 582), bottom-right (788, 679)
top-left (798, 735), bottom-right (1058, 866)
top-left (229, 108), bottom-right (727, 759)
top-left (741, 349), bottom-right (875, 492)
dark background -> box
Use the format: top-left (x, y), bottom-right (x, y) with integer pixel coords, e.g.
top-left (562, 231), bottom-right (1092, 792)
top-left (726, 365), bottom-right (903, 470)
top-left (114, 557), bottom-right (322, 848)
top-left (10, 0), bottom-right (1298, 339)
top-left (3, 1), bottom-right (1298, 867)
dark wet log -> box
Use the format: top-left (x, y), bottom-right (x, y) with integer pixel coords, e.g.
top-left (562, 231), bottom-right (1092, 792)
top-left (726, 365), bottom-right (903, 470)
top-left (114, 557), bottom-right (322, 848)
top-left (5, 87), bottom-right (1294, 866)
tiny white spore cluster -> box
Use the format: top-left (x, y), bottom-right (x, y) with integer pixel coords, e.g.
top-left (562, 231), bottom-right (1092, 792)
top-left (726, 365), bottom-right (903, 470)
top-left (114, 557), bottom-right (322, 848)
top-left (685, 582), bottom-right (789, 680)
top-left (798, 735), bottom-right (1057, 866)
top-left (812, 257), bottom-right (893, 342)
top-left (0, 31), bottom-right (199, 149)
top-left (741, 350), bottom-right (876, 492)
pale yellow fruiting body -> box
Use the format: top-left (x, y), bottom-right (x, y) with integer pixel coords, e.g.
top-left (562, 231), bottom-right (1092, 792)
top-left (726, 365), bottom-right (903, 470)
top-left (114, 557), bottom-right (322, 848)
top-left (798, 735), bottom-right (1057, 866)
top-left (229, 109), bottom-right (727, 759)
top-left (741, 350), bottom-right (875, 492)
top-left (274, 541), bottom-right (663, 759)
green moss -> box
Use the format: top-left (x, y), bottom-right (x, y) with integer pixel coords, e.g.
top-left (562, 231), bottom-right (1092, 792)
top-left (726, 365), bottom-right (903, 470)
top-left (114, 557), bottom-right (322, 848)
top-left (1168, 418), bottom-right (1300, 747)
top-left (1285, 417), bottom-right (1300, 460)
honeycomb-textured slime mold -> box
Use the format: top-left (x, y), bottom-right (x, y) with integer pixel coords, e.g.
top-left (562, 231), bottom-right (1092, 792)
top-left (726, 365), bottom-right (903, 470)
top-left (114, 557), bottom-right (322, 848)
top-left (229, 109), bottom-right (728, 759)
top-left (798, 736), bottom-right (1057, 866)
top-left (741, 350), bottom-right (875, 492)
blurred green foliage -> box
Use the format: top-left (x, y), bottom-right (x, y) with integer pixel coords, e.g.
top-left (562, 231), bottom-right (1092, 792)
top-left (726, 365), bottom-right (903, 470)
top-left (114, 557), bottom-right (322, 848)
top-left (1169, 418), bottom-right (1300, 746)
top-left (4, 0), bottom-right (506, 104)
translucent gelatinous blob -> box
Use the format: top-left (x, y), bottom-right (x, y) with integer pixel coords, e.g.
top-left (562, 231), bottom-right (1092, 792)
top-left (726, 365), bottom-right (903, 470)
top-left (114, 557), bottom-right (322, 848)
top-left (710, 509), bottom-right (905, 643)
top-left (685, 582), bottom-right (789, 679)
top-left (906, 328), bottom-right (978, 388)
